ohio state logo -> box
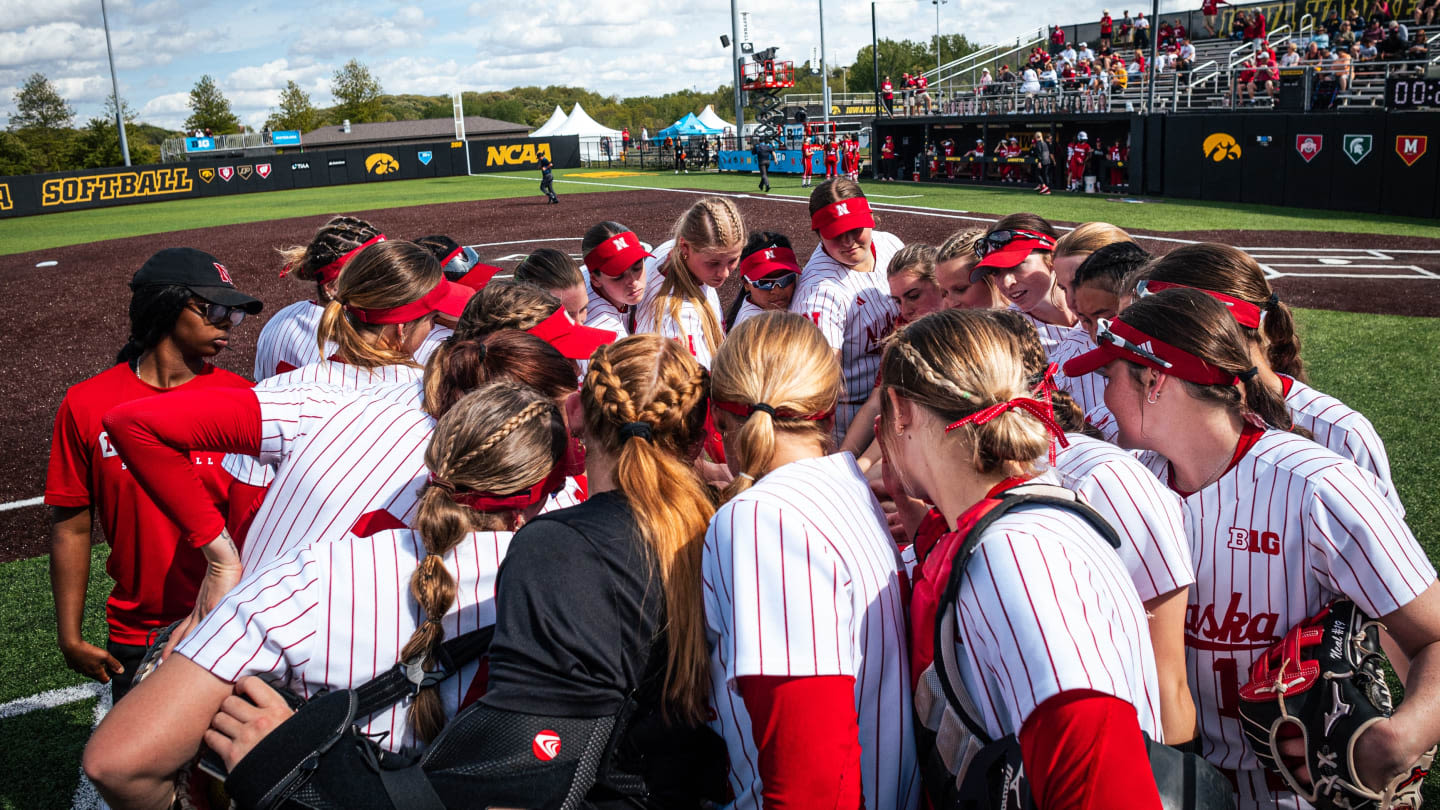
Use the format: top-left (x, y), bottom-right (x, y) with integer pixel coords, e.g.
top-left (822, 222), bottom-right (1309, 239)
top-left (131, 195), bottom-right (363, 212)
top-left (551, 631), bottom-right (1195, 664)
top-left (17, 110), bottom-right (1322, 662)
top-left (532, 730), bottom-right (561, 761)
top-left (1185, 592), bottom-right (1280, 651)
top-left (1296, 134), bottom-right (1322, 163)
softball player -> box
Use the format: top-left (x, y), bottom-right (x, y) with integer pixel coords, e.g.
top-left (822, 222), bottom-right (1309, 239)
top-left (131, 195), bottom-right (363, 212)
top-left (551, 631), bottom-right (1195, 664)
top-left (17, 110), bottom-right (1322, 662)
top-left (969, 213), bottom-right (1081, 358)
top-left (84, 382), bottom-right (567, 807)
top-left (515, 248), bottom-right (588, 324)
top-left (886, 243), bottom-right (943, 325)
top-left (257, 216), bottom-right (383, 380)
top-left (1138, 243), bottom-right (1402, 514)
top-left (1061, 288), bottom-right (1440, 809)
top-left (876, 309), bottom-right (1164, 807)
top-left (722, 232), bottom-right (802, 331)
top-left (47, 248), bottom-right (260, 700)
top-left (791, 179), bottom-right (904, 443)
top-left (704, 313), bottom-right (918, 810)
top-left (933, 228), bottom-right (1004, 311)
top-left (636, 197), bottom-right (745, 369)
top-left (581, 221), bottom-right (651, 337)
top-left (412, 237), bottom-right (504, 366)
top-left (1050, 221), bottom-right (1134, 312)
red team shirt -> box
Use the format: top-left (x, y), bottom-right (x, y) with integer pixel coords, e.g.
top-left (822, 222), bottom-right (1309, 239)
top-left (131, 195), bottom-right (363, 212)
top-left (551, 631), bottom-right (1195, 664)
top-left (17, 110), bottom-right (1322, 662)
top-left (45, 363), bottom-right (253, 644)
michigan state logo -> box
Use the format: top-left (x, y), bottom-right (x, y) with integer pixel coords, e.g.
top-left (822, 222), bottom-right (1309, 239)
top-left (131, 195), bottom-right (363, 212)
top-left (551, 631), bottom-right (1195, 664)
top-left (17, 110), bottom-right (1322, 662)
top-left (365, 152), bottom-right (400, 175)
top-left (1342, 134), bottom-right (1372, 165)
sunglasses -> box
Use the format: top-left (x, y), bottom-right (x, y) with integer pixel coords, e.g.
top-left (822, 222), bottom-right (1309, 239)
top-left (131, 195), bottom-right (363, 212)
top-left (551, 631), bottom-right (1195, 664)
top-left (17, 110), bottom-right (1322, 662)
top-left (748, 272), bottom-right (798, 291)
top-left (1095, 319), bottom-right (1172, 369)
top-left (187, 300), bottom-right (247, 326)
top-left (974, 229), bottom-right (1055, 258)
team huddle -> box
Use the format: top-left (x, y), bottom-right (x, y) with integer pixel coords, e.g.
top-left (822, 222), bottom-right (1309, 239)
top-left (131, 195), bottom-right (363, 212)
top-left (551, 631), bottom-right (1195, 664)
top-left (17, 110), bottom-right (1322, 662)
top-left (53, 179), bottom-right (1440, 810)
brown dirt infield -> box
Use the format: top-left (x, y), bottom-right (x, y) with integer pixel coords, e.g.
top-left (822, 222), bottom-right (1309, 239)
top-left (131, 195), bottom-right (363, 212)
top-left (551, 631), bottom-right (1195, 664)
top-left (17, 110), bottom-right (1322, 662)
top-left (1, 188), bottom-right (1437, 561)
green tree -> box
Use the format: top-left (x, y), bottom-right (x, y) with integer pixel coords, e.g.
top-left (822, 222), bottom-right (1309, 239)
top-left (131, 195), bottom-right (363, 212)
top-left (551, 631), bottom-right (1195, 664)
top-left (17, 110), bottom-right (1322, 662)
top-left (0, 130), bottom-right (35, 175)
top-left (9, 73), bottom-right (74, 130)
top-left (70, 97), bottom-right (157, 169)
top-left (849, 39), bottom-right (940, 93)
top-left (265, 80), bottom-right (319, 132)
top-left (331, 59), bottom-right (384, 123)
top-left (184, 74), bottom-right (241, 134)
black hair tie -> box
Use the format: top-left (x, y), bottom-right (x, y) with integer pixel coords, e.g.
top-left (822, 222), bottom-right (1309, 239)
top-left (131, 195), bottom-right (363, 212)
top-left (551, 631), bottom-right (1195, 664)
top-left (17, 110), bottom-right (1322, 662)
top-left (620, 421), bottom-right (653, 442)
top-left (1238, 366), bottom-right (1260, 382)
top-left (751, 403), bottom-right (777, 417)
top-left (1265, 292), bottom-right (1280, 308)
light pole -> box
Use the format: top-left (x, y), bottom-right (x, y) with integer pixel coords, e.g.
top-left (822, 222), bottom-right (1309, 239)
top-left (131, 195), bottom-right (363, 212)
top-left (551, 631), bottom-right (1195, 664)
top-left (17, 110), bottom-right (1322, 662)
top-left (730, 0), bottom-right (745, 149)
top-left (932, 0), bottom-right (946, 74)
top-left (100, 0), bottom-right (130, 166)
top-left (819, 0), bottom-right (830, 123)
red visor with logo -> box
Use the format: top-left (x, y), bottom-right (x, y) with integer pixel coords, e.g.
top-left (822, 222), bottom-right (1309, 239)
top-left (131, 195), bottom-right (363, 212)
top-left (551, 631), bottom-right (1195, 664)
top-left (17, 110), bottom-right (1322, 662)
top-left (585, 232), bottom-right (652, 278)
top-left (810, 197), bottom-right (876, 239)
top-left (345, 278), bottom-right (469, 324)
top-left (526, 307), bottom-right (617, 360)
top-left (969, 231), bottom-right (1058, 282)
top-left (1137, 280), bottom-right (1263, 329)
top-left (287, 234), bottom-right (386, 283)
top-left (739, 247), bottom-right (801, 281)
top-left (1062, 317), bottom-right (1240, 385)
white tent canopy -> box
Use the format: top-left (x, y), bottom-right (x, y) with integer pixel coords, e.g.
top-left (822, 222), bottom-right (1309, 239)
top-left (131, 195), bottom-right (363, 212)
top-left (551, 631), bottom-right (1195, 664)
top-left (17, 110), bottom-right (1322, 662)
top-left (550, 102), bottom-right (623, 160)
top-left (697, 105), bottom-right (734, 132)
top-left (529, 105), bottom-right (568, 137)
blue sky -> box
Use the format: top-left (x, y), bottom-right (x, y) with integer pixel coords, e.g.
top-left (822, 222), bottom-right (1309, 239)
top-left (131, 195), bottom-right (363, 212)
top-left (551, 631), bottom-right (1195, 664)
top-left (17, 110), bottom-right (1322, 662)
top-left (0, 0), bottom-right (1119, 132)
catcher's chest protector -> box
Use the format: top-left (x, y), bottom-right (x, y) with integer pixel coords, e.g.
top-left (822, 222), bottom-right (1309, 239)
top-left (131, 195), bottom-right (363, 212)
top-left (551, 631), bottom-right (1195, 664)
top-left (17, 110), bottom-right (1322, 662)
top-left (912, 485), bottom-right (1236, 810)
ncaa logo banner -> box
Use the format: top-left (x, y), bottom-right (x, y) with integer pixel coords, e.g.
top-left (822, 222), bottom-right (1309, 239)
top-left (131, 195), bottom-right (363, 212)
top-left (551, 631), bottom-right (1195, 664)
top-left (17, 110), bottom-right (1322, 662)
top-left (1395, 135), bottom-right (1428, 166)
top-left (1295, 134), bottom-right (1322, 163)
top-left (1342, 134), bottom-right (1373, 165)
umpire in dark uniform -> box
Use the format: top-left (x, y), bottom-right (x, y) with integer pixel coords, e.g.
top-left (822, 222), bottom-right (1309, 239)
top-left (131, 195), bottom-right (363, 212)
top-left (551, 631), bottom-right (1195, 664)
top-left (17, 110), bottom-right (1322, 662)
top-left (751, 140), bottom-right (773, 192)
top-left (539, 155), bottom-right (558, 204)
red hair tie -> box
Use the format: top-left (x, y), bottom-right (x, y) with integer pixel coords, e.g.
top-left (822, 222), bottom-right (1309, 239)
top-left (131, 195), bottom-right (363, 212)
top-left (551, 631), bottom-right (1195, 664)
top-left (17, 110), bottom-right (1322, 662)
top-left (428, 466), bottom-right (565, 513)
top-left (945, 396), bottom-right (1070, 465)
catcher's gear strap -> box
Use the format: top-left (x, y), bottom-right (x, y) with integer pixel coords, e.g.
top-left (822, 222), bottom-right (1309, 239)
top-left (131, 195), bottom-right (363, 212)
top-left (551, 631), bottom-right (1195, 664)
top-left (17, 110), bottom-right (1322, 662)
top-left (353, 625), bottom-right (494, 718)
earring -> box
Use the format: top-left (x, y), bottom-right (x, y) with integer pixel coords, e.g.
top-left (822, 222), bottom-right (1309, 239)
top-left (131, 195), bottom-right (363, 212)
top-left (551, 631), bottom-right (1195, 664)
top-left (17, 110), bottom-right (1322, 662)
top-left (1146, 391), bottom-right (1159, 404)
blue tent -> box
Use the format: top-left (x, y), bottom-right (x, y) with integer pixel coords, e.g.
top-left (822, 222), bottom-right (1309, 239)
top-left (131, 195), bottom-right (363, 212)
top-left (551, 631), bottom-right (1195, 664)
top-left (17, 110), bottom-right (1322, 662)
top-left (654, 112), bottom-right (722, 139)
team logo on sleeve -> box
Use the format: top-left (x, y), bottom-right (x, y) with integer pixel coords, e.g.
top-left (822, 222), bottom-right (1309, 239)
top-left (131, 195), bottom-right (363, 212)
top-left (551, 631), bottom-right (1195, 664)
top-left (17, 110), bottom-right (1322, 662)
top-left (1295, 134), bottom-right (1322, 163)
top-left (1342, 134), bottom-right (1372, 165)
top-left (532, 730), bottom-right (561, 761)
top-left (1396, 135), bottom-right (1428, 166)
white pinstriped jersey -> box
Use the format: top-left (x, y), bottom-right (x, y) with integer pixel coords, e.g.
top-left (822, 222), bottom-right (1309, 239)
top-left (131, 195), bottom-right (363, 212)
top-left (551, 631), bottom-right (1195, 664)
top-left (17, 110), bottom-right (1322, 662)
top-left (791, 231), bottom-right (903, 435)
top-left (239, 385), bottom-right (435, 572)
top-left (1052, 433), bottom-right (1194, 603)
top-left (1086, 403), bottom-right (1120, 443)
top-left (950, 502), bottom-right (1164, 742)
top-left (1015, 307), bottom-right (1084, 362)
top-left (585, 280), bottom-right (634, 338)
top-left (413, 325), bottom-right (452, 366)
top-left (1282, 375), bottom-right (1401, 515)
top-left (176, 527), bottom-right (511, 753)
top-left (703, 453), bottom-right (918, 810)
top-left (1142, 430), bottom-right (1434, 801)
top-left (635, 240), bottom-right (725, 368)
top-left (223, 361), bottom-right (427, 487)
top-left (730, 298), bottom-right (766, 329)
top-left (1050, 330), bottom-right (1108, 419)
top-left (254, 300), bottom-right (329, 381)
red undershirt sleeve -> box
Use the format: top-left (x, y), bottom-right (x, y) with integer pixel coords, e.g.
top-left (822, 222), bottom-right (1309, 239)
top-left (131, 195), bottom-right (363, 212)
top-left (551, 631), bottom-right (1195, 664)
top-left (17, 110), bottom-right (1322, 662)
top-left (103, 388), bottom-right (262, 548)
top-left (225, 481), bottom-right (269, 546)
top-left (1018, 690), bottom-right (1162, 810)
top-left (735, 675), bottom-right (863, 810)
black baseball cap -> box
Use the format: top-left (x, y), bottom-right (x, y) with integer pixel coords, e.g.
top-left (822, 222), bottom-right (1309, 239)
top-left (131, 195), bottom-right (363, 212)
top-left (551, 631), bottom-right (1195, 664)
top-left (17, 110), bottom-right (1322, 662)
top-left (131, 248), bottom-right (262, 313)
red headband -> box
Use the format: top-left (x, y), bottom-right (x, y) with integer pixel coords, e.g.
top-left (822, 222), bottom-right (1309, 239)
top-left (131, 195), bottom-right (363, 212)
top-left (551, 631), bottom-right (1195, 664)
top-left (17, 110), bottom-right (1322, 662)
top-left (1137, 280), bottom-right (1263, 329)
top-left (584, 232), bottom-right (651, 278)
top-left (712, 399), bottom-right (834, 422)
top-left (439, 246), bottom-right (465, 268)
top-left (739, 247), bottom-right (801, 281)
top-left (1061, 317), bottom-right (1241, 386)
top-left (430, 466), bottom-right (565, 513)
top-left (283, 234), bottom-right (387, 282)
top-left (344, 280), bottom-right (447, 324)
top-left (810, 197), bottom-right (875, 239)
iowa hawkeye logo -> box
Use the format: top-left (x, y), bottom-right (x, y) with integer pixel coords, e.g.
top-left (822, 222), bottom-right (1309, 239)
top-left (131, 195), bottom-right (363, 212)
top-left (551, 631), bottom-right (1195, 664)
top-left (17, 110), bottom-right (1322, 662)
top-left (486, 142), bottom-right (552, 167)
top-left (365, 153), bottom-right (400, 175)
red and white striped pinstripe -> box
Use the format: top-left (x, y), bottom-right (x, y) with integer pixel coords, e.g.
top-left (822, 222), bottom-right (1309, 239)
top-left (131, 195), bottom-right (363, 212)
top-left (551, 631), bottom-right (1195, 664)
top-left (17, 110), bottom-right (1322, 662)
top-left (1051, 330), bottom-right (1108, 418)
top-left (1282, 375), bottom-right (1402, 515)
top-left (413, 325), bottom-right (452, 366)
top-left (731, 298), bottom-right (767, 330)
top-left (635, 240), bottom-right (725, 368)
top-left (1052, 433), bottom-right (1195, 602)
top-left (253, 300), bottom-right (329, 381)
top-left (1015, 307), bottom-right (1085, 362)
top-left (790, 232), bottom-right (904, 435)
top-left (1142, 431), bottom-right (1434, 804)
top-left (703, 453), bottom-right (918, 810)
top-left (585, 281), bottom-right (633, 338)
top-left (175, 527), bottom-right (511, 754)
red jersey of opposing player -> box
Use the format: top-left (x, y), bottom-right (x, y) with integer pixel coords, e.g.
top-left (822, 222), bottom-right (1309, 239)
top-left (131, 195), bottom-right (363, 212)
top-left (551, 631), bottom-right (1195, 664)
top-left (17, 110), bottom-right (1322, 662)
top-left (823, 139), bottom-right (839, 177)
top-left (801, 140), bottom-right (815, 178)
top-left (46, 363), bottom-right (253, 644)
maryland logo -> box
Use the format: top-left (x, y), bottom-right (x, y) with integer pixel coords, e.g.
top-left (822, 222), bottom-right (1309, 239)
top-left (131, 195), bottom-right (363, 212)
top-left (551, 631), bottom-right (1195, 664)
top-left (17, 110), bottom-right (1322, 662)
top-left (256, 163), bottom-right (272, 179)
top-left (484, 142), bottom-right (552, 167)
top-left (237, 165), bottom-right (253, 180)
top-left (1342, 134), bottom-right (1373, 165)
top-left (1202, 132), bottom-right (1242, 162)
top-left (417, 150), bottom-right (433, 166)
top-left (1396, 135), bottom-right (1428, 167)
top-left (198, 168), bottom-right (215, 183)
top-left (1295, 134), bottom-right (1322, 163)
top-left (218, 166), bottom-right (234, 182)
top-left (365, 152), bottom-right (400, 175)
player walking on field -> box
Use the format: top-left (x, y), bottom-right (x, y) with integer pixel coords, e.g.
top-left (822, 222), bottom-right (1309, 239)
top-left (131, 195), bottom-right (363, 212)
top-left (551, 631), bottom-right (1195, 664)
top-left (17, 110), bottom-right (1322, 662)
top-left (46, 248), bottom-right (261, 700)
top-left (580, 220), bottom-right (651, 338)
top-left (257, 216), bottom-right (384, 380)
top-left (1061, 288), bottom-right (1440, 809)
top-left (84, 381), bottom-right (569, 806)
top-left (704, 313), bottom-right (919, 810)
top-left (792, 179), bottom-right (903, 443)
top-left (636, 197), bottom-right (744, 369)
top-left (800, 136), bottom-right (816, 186)
top-left (876, 309), bottom-right (1165, 809)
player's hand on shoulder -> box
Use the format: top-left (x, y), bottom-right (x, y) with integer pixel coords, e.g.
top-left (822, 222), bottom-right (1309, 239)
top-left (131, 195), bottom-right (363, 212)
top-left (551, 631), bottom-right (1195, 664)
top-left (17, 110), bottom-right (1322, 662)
top-left (59, 638), bottom-right (124, 683)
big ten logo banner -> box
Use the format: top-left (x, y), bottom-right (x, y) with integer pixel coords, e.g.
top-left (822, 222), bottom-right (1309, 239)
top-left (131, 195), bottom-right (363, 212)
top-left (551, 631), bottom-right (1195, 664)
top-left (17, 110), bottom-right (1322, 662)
top-left (41, 168), bottom-right (193, 207)
top-left (485, 142), bottom-right (553, 167)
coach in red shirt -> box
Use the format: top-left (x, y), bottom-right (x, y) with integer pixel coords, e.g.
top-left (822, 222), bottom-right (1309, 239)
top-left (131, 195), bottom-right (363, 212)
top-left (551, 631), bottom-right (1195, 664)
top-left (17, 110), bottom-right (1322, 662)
top-left (47, 248), bottom-right (260, 699)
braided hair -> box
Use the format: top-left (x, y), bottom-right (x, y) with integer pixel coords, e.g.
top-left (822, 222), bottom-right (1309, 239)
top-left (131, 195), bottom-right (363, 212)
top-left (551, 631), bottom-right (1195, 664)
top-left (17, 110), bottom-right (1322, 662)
top-left (116, 284), bottom-right (192, 365)
top-left (655, 197), bottom-right (745, 357)
top-left (276, 216), bottom-right (383, 299)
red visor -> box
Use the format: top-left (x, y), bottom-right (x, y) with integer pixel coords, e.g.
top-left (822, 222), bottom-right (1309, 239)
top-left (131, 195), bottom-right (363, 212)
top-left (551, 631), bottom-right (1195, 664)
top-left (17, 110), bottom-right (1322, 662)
top-left (585, 232), bottom-right (652, 278)
top-left (739, 247), bottom-right (801, 281)
top-left (457, 263), bottom-right (503, 291)
top-left (289, 234), bottom-right (386, 284)
top-left (1061, 317), bottom-right (1240, 385)
top-left (438, 465), bottom-right (566, 513)
top-left (1138, 280), bottom-right (1263, 329)
top-left (345, 279), bottom-right (456, 325)
top-left (969, 233), bottom-right (1057, 282)
top-left (432, 279), bottom-right (476, 319)
top-left (810, 197), bottom-right (876, 239)
top-left (526, 307), bottom-right (617, 360)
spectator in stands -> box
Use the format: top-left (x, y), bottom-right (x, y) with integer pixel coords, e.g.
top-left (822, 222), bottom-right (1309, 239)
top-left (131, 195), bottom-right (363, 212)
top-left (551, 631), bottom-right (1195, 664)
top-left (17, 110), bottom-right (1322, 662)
top-left (1158, 19), bottom-right (1174, 48)
top-left (1131, 48), bottom-right (1146, 77)
top-left (1362, 18), bottom-right (1385, 43)
top-left (1302, 40), bottom-right (1321, 61)
top-left (1231, 10), bottom-right (1250, 40)
top-left (1324, 8), bottom-right (1342, 37)
top-left (1178, 37), bottom-right (1197, 65)
top-left (1155, 46), bottom-right (1174, 73)
top-left (1134, 12), bottom-right (1150, 47)
top-left (1050, 23), bottom-right (1067, 56)
top-left (1357, 38), bottom-right (1379, 60)
top-left (1331, 46), bottom-right (1354, 91)
top-left (1372, 0), bottom-right (1395, 25)
top-left (1175, 19), bottom-right (1188, 42)
top-left (1040, 60), bottom-right (1059, 90)
top-left (1021, 65), bottom-right (1042, 105)
top-left (1061, 60), bottom-right (1079, 91)
top-left (1246, 8), bottom-right (1268, 44)
top-left (1234, 56), bottom-right (1258, 103)
top-left (882, 76), bottom-right (895, 115)
top-left (902, 72), bottom-right (917, 115)
top-left (1061, 42), bottom-right (1078, 64)
top-left (1280, 41), bottom-right (1302, 66)
top-left (1078, 41), bottom-right (1096, 61)
top-left (1335, 21), bottom-right (1357, 48)
top-left (1380, 21), bottom-right (1409, 57)
top-left (979, 67), bottom-right (994, 96)
top-left (1100, 10), bottom-right (1114, 50)
top-left (1121, 10), bottom-right (1135, 45)
top-left (1405, 28), bottom-right (1430, 59)
top-left (1414, 0), bottom-right (1439, 27)
top-left (998, 63), bottom-right (1018, 87)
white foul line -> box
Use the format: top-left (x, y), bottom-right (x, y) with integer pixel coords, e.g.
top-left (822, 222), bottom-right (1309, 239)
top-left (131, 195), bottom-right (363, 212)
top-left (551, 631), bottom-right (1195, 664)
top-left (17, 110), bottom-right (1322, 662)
top-left (0, 682), bottom-right (106, 720)
top-left (0, 496), bottom-right (43, 512)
